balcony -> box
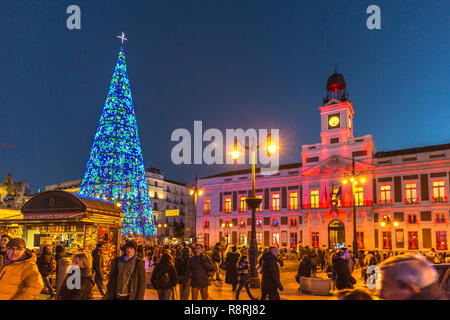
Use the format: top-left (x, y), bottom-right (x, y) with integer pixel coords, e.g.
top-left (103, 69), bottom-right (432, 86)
top-left (288, 204), bottom-right (299, 210)
top-left (404, 197), bottom-right (419, 204)
top-left (378, 199), bottom-right (393, 206)
top-left (432, 196), bottom-right (448, 203)
top-left (302, 200), bottom-right (373, 209)
top-left (203, 209), bottom-right (211, 215)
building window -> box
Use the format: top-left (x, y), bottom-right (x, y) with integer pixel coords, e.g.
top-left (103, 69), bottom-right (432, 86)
top-left (239, 220), bottom-right (246, 228)
top-left (435, 212), bottom-right (446, 223)
top-left (272, 232), bottom-right (280, 246)
top-left (289, 192), bottom-right (298, 210)
top-left (290, 233), bottom-right (298, 248)
top-left (224, 197), bottom-right (232, 213)
top-left (153, 202), bottom-right (158, 211)
top-left (271, 194), bottom-right (280, 211)
top-left (405, 183), bottom-right (418, 204)
top-left (256, 233), bottom-right (262, 245)
top-left (256, 219), bottom-right (262, 227)
top-left (382, 231), bottom-right (392, 249)
top-left (256, 195), bottom-right (263, 211)
top-left (239, 197), bottom-right (247, 212)
top-left (203, 221), bottom-right (210, 229)
top-left (432, 181), bottom-right (446, 202)
top-left (204, 233), bottom-right (209, 248)
top-left (331, 187), bottom-right (341, 206)
top-left (436, 231), bottom-right (448, 250)
top-left (380, 185), bottom-right (392, 205)
top-left (289, 217), bottom-right (298, 227)
top-left (272, 218), bottom-right (279, 227)
top-left (407, 213), bottom-right (417, 224)
top-left (354, 186), bottom-right (364, 206)
top-left (240, 233), bottom-right (247, 245)
top-left (203, 199), bottom-right (211, 214)
top-left (310, 190), bottom-right (319, 208)
top-left (357, 232), bottom-right (364, 249)
top-left (408, 231), bottom-right (418, 249)
top-left (312, 232), bottom-right (319, 248)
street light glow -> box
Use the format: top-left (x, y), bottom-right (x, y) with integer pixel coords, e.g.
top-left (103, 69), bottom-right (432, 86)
top-left (360, 177), bottom-right (366, 183)
top-left (198, 189), bottom-right (204, 196)
top-left (343, 179), bottom-right (348, 184)
top-left (231, 149), bottom-right (240, 159)
top-left (189, 189), bottom-right (194, 196)
top-left (393, 221), bottom-right (399, 227)
top-left (267, 144), bottom-right (277, 154)
top-left (380, 222), bottom-right (386, 227)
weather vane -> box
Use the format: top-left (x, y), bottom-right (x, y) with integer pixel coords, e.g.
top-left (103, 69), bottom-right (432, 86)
top-left (117, 32), bottom-right (127, 44)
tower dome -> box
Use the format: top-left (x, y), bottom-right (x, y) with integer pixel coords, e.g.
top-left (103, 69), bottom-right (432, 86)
top-left (323, 71), bottom-right (348, 104)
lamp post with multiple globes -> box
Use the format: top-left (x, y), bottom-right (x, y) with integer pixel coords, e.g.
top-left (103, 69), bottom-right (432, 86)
top-left (189, 176), bottom-right (204, 244)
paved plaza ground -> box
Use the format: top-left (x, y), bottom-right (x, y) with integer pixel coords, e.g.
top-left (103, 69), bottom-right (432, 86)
top-left (40, 259), bottom-right (372, 300)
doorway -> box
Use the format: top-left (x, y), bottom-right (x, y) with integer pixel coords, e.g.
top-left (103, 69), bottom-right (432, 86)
top-left (328, 219), bottom-right (345, 249)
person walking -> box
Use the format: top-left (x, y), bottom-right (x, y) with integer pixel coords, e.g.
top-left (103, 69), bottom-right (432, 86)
top-left (260, 247), bottom-right (283, 300)
top-left (151, 253), bottom-right (178, 300)
top-left (184, 243), bottom-right (217, 300)
top-left (211, 242), bottom-right (223, 281)
top-left (332, 249), bottom-right (356, 291)
top-left (92, 242), bottom-right (105, 296)
top-left (57, 253), bottom-right (94, 300)
top-left (225, 245), bottom-right (240, 291)
top-left (36, 245), bottom-right (56, 298)
top-left (0, 238), bottom-right (44, 300)
top-left (235, 248), bottom-right (256, 300)
top-left (175, 247), bottom-right (191, 300)
top-left (103, 240), bottom-right (146, 300)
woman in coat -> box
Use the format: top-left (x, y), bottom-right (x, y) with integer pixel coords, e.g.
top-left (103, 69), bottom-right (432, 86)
top-left (36, 245), bottom-right (55, 298)
top-left (224, 245), bottom-right (240, 291)
top-left (332, 249), bottom-right (356, 291)
top-left (57, 253), bottom-right (94, 300)
top-left (151, 253), bottom-right (178, 300)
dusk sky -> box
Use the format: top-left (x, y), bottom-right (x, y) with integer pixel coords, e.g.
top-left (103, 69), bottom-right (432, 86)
top-left (0, 0), bottom-right (449, 192)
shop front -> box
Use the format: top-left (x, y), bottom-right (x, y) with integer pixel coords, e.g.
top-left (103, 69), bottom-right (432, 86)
top-left (0, 190), bottom-right (124, 257)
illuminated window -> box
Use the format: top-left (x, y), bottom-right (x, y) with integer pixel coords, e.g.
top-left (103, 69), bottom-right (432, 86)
top-left (289, 192), bottom-right (298, 210)
top-left (382, 231), bottom-right (392, 249)
top-left (204, 233), bottom-right (209, 248)
top-left (240, 233), bottom-right (247, 245)
top-left (310, 190), bottom-right (319, 208)
top-left (256, 219), bottom-right (262, 227)
top-left (408, 231), bottom-right (418, 249)
top-left (203, 199), bottom-right (211, 214)
top-left (203, 220), bottom-right (210, 229)
top-left (435, 212), bottom-right (446, 223)
top-left (432, 181), bottom-right (446, 202)
top-left (239, 197), bottom-right (247, 212)
top-left (256, 195), bottom-right (263, 212)
top-left (436, 231), bottom-right (448, 250)
top-left (256, 233), bottom-right (262, 245)
top-left (380, 185), bottom-right (391, 205)
top-left (289, 217), bottom-right (298, 227)
top-left (354, 186), bottom-right (364, 206)
top-left (272, 193), bottom-right (280, 211)
top-left (382, 214), bottom-right (391, 224)
top-left (239, 220), bottom-right (246, 228)
top-left (405, 183), bottom-right (418, 203)
top-left (357, 232), bottom-right (364, 249)
top-left (272, 232), bottom-right (280, 246)
top-left (312, 232), bottom-right (319, 248)
top-left (224, 197), bottom-right (232, 213)
top-left (331, 188), bottom-right (341, 206)
top-left (290, 233), bottom-right (298, 248)
top-left (407, 213), bottom-right (417, 224)
top-left (272, 218), bottom-right (279, 227)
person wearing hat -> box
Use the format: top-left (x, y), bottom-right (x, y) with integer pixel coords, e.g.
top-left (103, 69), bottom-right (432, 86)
top-left (0, 238), bottom-right (44, 300)
top-left (103, 239), bottom-right (146, 300)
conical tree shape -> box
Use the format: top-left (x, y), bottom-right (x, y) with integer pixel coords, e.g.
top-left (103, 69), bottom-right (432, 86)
top-left (79, 47), bottom-right (155, 237)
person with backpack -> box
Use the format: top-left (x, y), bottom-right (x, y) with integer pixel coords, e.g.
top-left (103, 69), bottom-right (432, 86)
top-left (151, 253), bottom-right (178, 300)
top-left (103, 240), bottom-right (146, 300)
top-left (36, 245), bottom-right (56, 298)
top-left (184, 243), bottom-right (217, 300)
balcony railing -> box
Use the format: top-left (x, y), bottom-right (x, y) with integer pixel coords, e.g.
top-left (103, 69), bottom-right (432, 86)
top-left (378, 199), bottom-right (393, 206)
top-left (238, 208), bottom-right (247, 213)
top-left (432, 196), bottom-right (448, 203)
top-left (203, 209), bottom-right (211, 215)
top-left (404, 197), bottom-right (420, 204)
top-left (302, 200), bottom-right (373, 209)
top-left (288, 204), bottom-right (299, 210)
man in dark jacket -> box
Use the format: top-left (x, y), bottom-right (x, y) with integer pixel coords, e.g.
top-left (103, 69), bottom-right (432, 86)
top-left (175, 247), bottom-right (191, 300)
top-left (104, 240), bottom-right (146, 300)
top-left (225, 246), bottom-right (240, 291)
top-left (332, 249), bottom-right (356, 290)
top-left (260, 246), bottom-right (283, 300)
top-left (92, 242), bottom-right (105, 296)
top-left (184, 243), bottom-right (217, 300)
top-left (151, 253), bottom-right (178, 300)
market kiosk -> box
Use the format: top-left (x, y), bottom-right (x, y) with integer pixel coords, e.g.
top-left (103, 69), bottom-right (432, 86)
top-left (0, 190), bottom-right (124, 257)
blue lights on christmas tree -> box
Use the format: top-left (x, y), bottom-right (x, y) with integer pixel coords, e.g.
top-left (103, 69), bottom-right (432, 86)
top-left (79, 46), bottom-right (156, 237)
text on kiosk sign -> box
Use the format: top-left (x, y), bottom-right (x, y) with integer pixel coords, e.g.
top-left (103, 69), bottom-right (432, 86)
top-left (165, 209), bottom-right (179, 217)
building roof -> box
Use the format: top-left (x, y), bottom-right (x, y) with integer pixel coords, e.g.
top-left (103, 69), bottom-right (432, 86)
top-left (200, 162), bottom-right (302, 179)
top-left (374, 143), bottom-right (450, 158)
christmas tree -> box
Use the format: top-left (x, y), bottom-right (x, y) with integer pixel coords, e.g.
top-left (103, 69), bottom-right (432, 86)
top-left (79, 46), bottom-right (155, 237)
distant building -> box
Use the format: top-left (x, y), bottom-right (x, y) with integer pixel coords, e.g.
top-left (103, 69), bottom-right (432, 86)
top-left (45, 168), bottom-right (195, 241)
top-left (196, 72), bottom-right (450, 252)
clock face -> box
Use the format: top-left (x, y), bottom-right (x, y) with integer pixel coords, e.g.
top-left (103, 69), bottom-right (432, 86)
top-left (329, 116), bottom-right (340, 127)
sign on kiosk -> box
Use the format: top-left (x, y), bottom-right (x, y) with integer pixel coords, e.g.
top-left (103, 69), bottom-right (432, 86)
top-left (165, 209), bottom-right (179, 217)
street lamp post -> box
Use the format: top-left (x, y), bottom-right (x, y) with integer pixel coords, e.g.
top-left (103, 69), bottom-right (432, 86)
top-left (232, 135), bottom-right (278, 289)
top-left (342, 156), bottom-right (366, 254)
top-left (189, 176), bottom-right (204, 244)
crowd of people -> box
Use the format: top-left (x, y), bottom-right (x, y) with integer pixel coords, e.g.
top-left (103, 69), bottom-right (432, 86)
top-left (0, 234), bottom-right (448, 300)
